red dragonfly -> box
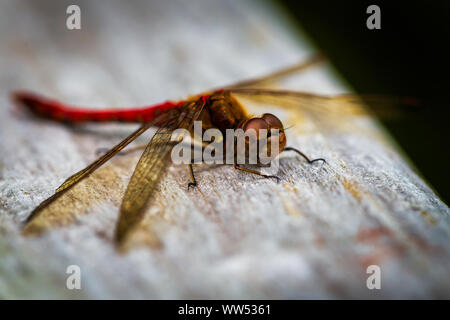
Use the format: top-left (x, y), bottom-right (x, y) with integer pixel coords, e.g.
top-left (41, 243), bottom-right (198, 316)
top-left (11, 55), bottom-right (415, 248)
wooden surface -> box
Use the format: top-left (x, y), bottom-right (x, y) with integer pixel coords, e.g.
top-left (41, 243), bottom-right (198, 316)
top-left (0, 0), bottom-right (449, 299)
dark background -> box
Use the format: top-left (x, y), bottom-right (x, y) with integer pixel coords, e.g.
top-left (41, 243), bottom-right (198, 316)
top-left (280, 0), bottom-right (450, 203)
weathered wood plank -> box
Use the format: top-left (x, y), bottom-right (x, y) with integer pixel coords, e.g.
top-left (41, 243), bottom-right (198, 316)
top-left (0, 0), bottom-right (449, 299)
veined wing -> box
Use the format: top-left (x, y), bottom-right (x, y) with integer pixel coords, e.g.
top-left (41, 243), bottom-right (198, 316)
top-left (222, 54), bottom-right (325, 90)
top-left (229, 88), bottom-right (423, 120)
top-left (115, 99), bottom-right (206, 245)
top-left (23, 113), bottom-right (171, 231)
top-left (221, 58), bottom-right (423, 120)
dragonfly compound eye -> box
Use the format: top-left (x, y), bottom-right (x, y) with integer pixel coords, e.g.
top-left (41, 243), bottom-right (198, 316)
top-left (261, 114), bottom-right (287, 153)
top-left (261, 113), bottom-right (283, 130)
top-left (242, 117), bottom-right (269, 138)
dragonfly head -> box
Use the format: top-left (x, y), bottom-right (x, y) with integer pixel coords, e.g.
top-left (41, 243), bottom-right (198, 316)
top-left (240, 113), bottom-right (287, 158)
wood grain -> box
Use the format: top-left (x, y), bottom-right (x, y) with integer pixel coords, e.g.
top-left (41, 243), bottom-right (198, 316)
top-left (0, 0), bottom-right (449, 299)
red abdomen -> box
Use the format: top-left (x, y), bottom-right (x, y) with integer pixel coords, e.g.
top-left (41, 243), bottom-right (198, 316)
top-left (12, 91), bottom-right (179, 123)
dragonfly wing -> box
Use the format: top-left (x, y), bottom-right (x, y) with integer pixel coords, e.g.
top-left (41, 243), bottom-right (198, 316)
top-left (115, 100), bottom-right (205, 245)
top-left (229, 88), bottom-right (423, 119)
top-left (222, 54), bottom-right (325, 90)
top-left (24, 114), bottom-right (170, 228)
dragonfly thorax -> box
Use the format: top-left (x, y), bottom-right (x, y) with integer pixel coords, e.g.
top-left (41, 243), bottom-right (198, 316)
top-left (206, 91), bottom-right (248, 132)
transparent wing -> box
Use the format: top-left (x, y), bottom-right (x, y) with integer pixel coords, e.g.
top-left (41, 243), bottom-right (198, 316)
top-left (229, 88), bottom-right (423, 120)
top-left (222, 54), bottom-right (325, 90)
top-left (24, 113), bottom-right (171, 229)
top-left (115, 100), bottom-right (206, 245)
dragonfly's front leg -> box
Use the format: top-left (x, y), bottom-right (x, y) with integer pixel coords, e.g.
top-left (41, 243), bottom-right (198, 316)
top-left (282, 147), bottom-right (326, 164)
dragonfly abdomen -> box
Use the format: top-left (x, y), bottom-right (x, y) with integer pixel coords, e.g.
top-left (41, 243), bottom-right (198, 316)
top-left (12, 91), bottom-right (179, 123)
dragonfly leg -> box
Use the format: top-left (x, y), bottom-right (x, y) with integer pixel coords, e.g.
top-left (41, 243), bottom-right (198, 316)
top-left (234, 164), bottom-right (280, 182)
top-left (282, 147), bottom-right (326, 164)
top-left (187, 164), bottom-right (198, 190)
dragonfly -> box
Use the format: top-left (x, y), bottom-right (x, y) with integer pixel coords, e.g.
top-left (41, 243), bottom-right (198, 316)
top-left (12, 55), bottom-right (418, 248)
